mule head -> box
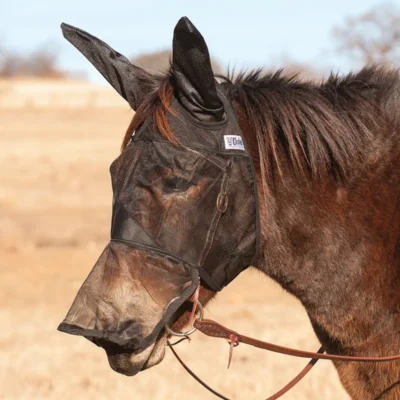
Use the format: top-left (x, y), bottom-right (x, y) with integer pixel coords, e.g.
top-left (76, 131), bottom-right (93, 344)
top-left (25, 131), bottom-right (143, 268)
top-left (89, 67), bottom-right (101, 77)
top-left (58, 17), bottom-right (259, 376)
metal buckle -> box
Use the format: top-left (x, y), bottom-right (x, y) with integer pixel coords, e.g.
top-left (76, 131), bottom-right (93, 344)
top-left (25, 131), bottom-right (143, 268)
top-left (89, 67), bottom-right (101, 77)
top-left (165, 298), bottom-right (204, 337)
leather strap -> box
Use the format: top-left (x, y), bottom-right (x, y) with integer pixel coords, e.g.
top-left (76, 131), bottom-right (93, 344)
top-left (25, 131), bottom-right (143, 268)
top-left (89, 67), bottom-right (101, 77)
top-left (194, 319), bottom-right (400, 362)
top-left (169, 318), bottom-right (400, 399)
top-left (167, 341), bottom-right (230, 400)
top-left (168, 340), bottom-right (323, 400)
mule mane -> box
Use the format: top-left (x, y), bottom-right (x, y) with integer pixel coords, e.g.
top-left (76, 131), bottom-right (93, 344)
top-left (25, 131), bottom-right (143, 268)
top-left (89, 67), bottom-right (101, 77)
top-left (123, 66), bottom-right (400, 181)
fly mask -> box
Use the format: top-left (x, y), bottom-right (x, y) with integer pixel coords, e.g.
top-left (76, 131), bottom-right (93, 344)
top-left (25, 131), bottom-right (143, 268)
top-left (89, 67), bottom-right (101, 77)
top-left (58, 17), bottom-right (260, 356)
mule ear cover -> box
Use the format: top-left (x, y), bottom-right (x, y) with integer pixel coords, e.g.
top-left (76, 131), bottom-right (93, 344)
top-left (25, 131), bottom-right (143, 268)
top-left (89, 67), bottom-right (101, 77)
top-left (172, 17), bottom-right (224, 121)
top-left (61, 23), bottom-right (153, 110)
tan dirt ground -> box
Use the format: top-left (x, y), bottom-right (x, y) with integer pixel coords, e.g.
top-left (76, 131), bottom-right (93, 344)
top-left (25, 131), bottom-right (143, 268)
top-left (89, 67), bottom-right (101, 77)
top-left (0, 89), bottom-right (349, 399)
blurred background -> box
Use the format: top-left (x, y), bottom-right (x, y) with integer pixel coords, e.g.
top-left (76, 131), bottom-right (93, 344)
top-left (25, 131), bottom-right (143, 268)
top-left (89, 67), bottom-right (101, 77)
top-left (1, 1), bottom-right (400, 399)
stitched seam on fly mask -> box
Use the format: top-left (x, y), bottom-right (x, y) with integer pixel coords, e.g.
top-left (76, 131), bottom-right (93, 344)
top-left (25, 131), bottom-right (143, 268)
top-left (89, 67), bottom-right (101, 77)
top-left (117, 141), bottom-right (146, 199)
top-left (133, 278), bottom-right (164, 310)
top-left (110, 239), bottom-right (200, 272)
top-left (130, 139), bottom-right (230, 170)
top-left (184, 146), bottom-right (226, 170)
top-left (130, 138), bottom-right (253, 158)
top-left (93, 246), bottom-right (116, 329)
top-left (117, 200), bottom-right (157, 247)
top-left (246, 157), bottom-right (261, 265)
top-left (63, 245), bottom-right (110, 326)
top-left (198, 268), bottom-right (223, 292)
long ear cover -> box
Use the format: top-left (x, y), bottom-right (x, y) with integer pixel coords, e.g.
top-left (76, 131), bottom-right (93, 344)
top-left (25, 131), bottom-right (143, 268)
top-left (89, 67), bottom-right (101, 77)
top-left (172, 17), bottom-right (224, 121)
top-left (61, 23), bottom-right (153, 110)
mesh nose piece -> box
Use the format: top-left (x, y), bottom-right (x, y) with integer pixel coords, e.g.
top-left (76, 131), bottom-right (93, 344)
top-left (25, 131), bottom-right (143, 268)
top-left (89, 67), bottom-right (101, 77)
top-left (58, 241), bottom-right (200, 350)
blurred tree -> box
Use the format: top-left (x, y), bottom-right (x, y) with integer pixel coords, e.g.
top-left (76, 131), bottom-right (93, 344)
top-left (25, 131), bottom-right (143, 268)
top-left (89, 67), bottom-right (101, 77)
top-left (275, 58), bottom-right (322, 81)
top-left (131, 50), bottom-right (170, 73)
top-left (332, 3), bottom-right (400, 66)
top-left (22, 44), bottom-right (65, 78)
top-left (260, 55), bottom-right (323, 81)
top-left (131, 49), bottom-right (223, 74)
top-left (0, 42), bottom-right (66, 78)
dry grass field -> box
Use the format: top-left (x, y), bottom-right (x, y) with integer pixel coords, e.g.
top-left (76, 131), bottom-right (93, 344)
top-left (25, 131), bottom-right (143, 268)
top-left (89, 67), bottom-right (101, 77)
top-left (0, 80), bottom-right (349, 399)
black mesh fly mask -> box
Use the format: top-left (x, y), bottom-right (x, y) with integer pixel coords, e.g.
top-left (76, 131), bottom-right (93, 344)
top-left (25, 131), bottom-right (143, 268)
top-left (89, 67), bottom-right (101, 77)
top-left (58, 17), bottom-right (259, 357)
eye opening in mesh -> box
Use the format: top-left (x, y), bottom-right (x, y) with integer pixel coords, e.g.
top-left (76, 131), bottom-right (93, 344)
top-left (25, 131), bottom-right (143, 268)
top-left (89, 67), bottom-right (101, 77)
top-left (162, 176), bottom-right (196, 194)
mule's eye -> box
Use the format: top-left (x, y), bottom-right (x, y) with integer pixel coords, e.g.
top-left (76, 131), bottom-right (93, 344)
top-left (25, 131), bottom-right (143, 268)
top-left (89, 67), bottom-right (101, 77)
top-left (162, 177), bottom-right (194, 194)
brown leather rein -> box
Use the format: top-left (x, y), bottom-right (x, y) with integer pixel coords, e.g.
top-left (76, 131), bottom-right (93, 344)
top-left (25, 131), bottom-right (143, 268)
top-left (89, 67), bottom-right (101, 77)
top-left (167, 311), bottom-right (400, 399)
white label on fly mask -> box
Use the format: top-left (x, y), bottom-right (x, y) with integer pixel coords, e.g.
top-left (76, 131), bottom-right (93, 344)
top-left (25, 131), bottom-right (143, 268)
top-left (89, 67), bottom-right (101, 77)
top-left (224, 135), bottom-right (245, 150)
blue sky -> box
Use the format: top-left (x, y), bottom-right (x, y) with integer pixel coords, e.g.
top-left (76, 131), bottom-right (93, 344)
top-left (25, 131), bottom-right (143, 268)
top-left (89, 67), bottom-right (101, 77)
top-left (1, 0), bottom-right (396, 81)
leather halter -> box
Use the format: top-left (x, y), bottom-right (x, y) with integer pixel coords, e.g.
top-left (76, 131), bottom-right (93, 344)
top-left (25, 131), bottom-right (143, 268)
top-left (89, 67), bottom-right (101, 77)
top-left (168, 316), bottom-right (400, 399)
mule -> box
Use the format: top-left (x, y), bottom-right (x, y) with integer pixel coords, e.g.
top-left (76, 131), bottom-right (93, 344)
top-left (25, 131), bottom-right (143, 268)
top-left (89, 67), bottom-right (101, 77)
top-left (58, 17), bottom-right (400, 399)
